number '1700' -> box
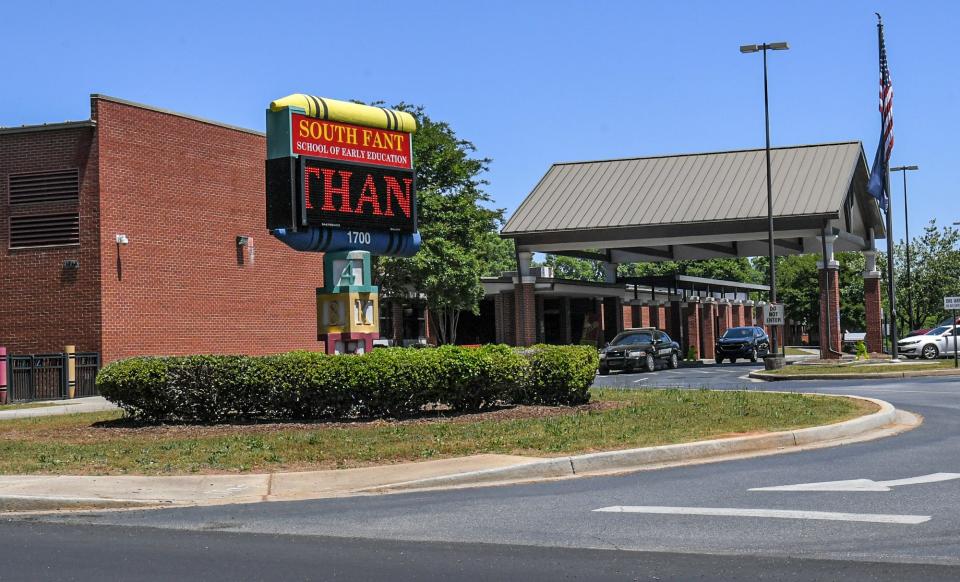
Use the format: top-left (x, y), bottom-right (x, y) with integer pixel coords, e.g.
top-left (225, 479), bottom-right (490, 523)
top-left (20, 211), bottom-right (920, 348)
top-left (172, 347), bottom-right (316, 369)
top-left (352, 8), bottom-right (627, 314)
top-left (347, 231), bottom-right (371, 245)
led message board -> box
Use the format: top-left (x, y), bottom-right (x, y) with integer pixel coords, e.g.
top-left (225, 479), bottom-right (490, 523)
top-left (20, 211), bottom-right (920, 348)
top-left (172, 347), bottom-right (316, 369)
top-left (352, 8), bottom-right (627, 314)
top-left (301, 157), bottom-right (416, 233)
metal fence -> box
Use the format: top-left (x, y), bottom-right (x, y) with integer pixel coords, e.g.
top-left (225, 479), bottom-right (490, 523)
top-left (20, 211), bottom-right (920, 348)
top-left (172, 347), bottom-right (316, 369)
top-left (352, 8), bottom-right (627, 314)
top-left (4, 352), bottom-right (100, 402)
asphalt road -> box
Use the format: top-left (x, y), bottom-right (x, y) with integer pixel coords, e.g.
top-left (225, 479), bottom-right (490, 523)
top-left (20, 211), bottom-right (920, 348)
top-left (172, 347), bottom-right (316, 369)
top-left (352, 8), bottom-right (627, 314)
top-left (5, 363), bottom-right (960, 580)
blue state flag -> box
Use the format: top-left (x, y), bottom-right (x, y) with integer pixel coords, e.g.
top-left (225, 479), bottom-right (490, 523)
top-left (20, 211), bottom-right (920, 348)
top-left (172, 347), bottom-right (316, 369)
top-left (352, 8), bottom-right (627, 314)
top-left (866, 140), bottom-right (888, 211)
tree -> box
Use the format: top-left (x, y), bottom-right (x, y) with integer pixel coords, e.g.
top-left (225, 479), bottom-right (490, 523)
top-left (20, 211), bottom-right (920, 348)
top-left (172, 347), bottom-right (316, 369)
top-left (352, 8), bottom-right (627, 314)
top-left (375, 105), bottom-right (504, 344)
top-left (772, 252), bottom-right (868, 337)
top-left (481, 234), bottom-right (517, 277)
top-left (890, 220), bottom-right (960, 334)
top-left (543, 254), bottom-right (605, 281)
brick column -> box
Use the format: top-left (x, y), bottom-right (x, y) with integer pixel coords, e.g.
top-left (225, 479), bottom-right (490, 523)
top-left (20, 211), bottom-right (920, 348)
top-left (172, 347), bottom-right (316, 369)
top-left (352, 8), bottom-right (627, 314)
top-left (685, 300), bottom-right (702, 360)
top-left (743, 301), bottom-right (755, 326)
top-left (423, 305), bottom-right (434, 344)
top-left (718, 300), bottom-right (732, 336)
top-left (638, 304), bottom-right (651, 327)
top-left (702, 299), bottom-right (717, 360)
top-left (513, 282), bottom-right (537, 347)
top-left (731, 302), bottom-right (743, 328)
top-left (817, 235), bottom-right (842, 359)
top-left (863, 250), bottom-right (883, 354)
top-left (391, 301), bottom-right (404, 343)
top-left (622, 304), bottom-right (635, 329)
top-left (651, 302), bottom-right (667, 331)
top-left (818, 267), bottom-right (842, 358)
top-left (500, 291), bottom-right (516, 346)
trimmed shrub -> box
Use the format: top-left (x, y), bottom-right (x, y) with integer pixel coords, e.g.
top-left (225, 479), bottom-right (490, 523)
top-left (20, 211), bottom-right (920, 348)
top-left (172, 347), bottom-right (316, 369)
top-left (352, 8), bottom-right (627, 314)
top-left (518, 345), bottom-right (598, 405)
top-left (96, 344), bottom-right (597, 423)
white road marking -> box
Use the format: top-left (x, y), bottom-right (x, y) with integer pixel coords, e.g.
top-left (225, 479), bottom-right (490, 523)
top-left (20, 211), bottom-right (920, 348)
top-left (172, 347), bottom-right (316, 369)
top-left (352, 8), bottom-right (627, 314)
top-left (751, 472), bottom-right (960, 492)
top-left (593, 506), bottom-right (929, 524)
top-left (632, 377), bottom-right (649, 383)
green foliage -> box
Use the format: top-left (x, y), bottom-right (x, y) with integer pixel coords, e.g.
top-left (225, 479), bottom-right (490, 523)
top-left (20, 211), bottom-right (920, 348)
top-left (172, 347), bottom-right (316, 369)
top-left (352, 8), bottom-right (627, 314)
top-left (96, 346), bottom-right (598, 423)
top-left (618, 258), bottom-right (763, 284)
top-left (374, 105), bottom-right (505, 344)
top-left (890, 220), bottom-right (960, 333)
top-left (774, 252), bottom-right (868, 334)
top-left (516, 345), bottom-right (598, 405)
top-left (543, 254), bottom-right (605, 281)
top-left (686, 346), bottom-right (698, 361)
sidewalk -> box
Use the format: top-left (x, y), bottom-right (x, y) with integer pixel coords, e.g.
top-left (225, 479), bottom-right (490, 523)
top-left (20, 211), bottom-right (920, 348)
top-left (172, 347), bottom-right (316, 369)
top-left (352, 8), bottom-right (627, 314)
top-left (0, 397), bottom-right (117, 420)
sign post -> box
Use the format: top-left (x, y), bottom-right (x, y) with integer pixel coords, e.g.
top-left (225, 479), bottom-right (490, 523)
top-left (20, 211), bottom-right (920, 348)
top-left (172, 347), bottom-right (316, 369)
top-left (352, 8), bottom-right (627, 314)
top-left (946, 296), bottom-right (960, 368)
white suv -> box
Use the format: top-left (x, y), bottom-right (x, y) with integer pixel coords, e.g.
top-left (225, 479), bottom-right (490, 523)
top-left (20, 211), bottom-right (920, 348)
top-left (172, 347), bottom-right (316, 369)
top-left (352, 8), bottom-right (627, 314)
top-left (899, 325), bottom-right (959, 359)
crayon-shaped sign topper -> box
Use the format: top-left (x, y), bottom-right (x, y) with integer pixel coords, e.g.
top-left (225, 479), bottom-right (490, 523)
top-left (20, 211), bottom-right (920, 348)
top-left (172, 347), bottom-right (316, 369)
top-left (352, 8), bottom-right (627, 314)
top-left (270, 94), bottom-right (417, 133)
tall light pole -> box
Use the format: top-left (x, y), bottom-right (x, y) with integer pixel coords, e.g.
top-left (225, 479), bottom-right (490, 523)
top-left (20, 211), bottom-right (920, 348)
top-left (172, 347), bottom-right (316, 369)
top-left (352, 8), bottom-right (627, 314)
top-left (890, 165), bottom-right (919, 330)
top-left (741, 41), bottom-right (789, 359)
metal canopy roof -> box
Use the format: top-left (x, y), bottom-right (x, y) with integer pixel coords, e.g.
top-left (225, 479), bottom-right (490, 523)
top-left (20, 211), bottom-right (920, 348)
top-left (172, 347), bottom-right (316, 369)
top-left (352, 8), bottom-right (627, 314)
top-left (502, 142), bottom-right (885, 262)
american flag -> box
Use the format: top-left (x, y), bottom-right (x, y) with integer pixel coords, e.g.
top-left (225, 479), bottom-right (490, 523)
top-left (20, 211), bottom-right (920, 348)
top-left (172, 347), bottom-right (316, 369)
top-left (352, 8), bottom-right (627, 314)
top-left (878, 20), bottom-right (894, 164)
top-left (867, 16), bottom-right (893, 210)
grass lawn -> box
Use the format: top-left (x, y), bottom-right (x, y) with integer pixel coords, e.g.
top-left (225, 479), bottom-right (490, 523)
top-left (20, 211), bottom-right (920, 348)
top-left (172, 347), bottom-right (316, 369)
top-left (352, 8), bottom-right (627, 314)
top-left (767, 359), bottom-right (958, 375)
top-left (0, 389), bottom-right (874, 476)
top-left (0, 402), bottom-right (58, 412)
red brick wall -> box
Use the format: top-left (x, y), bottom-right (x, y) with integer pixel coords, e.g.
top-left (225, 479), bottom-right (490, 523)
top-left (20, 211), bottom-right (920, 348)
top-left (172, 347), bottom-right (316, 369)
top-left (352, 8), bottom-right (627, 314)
top-left (0, 126), bottom-right (102, 354)
top-left (93, 97), bottom-right (325, 362)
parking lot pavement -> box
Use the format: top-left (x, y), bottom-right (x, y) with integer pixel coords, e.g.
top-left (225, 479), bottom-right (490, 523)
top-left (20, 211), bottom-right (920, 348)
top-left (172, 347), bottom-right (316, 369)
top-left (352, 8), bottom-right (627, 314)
top-left (593, 361), bottom-right (768, 389)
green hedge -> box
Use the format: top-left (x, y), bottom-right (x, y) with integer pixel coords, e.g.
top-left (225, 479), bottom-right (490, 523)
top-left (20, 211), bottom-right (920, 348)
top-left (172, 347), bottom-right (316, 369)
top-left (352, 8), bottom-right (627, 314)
top-left (96, 344), bottom-right (598, 423)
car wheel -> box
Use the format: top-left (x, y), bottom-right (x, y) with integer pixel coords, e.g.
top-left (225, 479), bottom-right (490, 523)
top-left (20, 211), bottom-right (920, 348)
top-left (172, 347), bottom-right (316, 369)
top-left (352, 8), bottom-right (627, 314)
top-left (730, 357), bottom-right (737, 364)
top-left (599, 365), bottom-right (610, 376)
top-left (921, 344), bottom-right (939, 360)
top-left (715, 356), bottom-right (723, 365)
top-left (668, 352), bottom-right (679, 369)
top-left (749, 348), bottom-right (758, 362)
top-left (645, 354), bottom-right (656, 373)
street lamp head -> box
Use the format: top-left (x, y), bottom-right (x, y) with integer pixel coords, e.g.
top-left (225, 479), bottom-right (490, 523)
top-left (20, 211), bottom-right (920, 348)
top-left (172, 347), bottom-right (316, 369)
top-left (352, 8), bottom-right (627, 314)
top-left (768, 42), bottom-right (789, 50)
top-left (890, 165), bottom-right (919, 171)
top-left (740, 44), bottom-right (759, 53)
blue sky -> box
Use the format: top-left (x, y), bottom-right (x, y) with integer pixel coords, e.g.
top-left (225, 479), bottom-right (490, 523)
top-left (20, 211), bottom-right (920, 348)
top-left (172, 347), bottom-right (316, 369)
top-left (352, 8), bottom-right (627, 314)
top-left (4, 0), bottom-right (957, 250)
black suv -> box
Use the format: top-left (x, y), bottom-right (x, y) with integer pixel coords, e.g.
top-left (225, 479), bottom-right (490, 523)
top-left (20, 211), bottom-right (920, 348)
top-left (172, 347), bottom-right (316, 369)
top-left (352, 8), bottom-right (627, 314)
top-left (599, 329), bottom-right (681, 375)
top-left (715, 326), bottom-right (770, 363)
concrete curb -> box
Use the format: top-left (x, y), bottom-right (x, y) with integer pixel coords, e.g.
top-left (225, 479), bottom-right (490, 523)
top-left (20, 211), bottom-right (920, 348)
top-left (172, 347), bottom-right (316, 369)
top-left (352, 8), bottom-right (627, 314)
top-left (368, 395), bottom-right (897, 492)
top-left (749, 368), bottom-right (960, 381)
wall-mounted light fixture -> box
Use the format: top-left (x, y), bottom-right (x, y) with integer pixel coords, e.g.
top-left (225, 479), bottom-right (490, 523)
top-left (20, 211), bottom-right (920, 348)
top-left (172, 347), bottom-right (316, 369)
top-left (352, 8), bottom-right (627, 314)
top-left (115, 234), bottom-right (129, 245)
top-left (63, 259), bottom-right (79, 270)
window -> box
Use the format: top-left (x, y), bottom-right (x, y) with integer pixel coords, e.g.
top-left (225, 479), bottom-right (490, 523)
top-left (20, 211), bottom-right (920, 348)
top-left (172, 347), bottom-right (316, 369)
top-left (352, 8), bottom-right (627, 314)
top-left (8, 213), bottom-right (80, 249)
top-left (613, 332), bottom-right (652, 345)
top-left (8, 169), bottom-right (79, 205)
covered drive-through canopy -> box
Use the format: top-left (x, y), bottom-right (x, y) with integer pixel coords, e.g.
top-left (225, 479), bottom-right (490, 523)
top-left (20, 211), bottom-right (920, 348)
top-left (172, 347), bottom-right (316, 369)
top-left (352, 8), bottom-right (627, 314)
top-left (501, 141), bottom-right (885, 262)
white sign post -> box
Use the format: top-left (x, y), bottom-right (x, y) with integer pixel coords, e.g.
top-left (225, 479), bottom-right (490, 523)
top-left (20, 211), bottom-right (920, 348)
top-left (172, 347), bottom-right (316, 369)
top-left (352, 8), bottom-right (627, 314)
top-left (764, 303), bottom-right (785, 327)
top-left (946, 297), bottom-right (960, 368)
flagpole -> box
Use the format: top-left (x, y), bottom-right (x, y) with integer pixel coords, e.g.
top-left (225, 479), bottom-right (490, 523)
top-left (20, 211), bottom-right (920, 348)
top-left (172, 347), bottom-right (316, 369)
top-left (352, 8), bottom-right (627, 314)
top-left (878, 13), bottom-right (900, 361)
